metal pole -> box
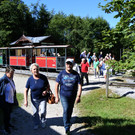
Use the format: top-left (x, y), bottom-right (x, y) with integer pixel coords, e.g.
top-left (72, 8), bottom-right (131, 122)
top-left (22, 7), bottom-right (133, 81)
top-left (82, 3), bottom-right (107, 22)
top-left (106, 69), bottom-right (109, 98)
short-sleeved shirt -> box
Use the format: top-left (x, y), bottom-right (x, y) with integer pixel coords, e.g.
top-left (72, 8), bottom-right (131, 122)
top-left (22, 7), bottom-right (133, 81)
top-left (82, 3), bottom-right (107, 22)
top-left (56, 70), bottom-right (81, 97)
top-left (26, 74), bottom-right (49, 100)
top-left (81, 62), bottom-right (89, 73)
top-left (94, 61), bottom-right (99, 69)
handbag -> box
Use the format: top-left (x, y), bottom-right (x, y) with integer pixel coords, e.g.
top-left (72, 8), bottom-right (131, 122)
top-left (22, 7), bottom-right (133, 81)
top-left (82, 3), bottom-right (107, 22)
top-left (46, 90), bottom-right (55, 104)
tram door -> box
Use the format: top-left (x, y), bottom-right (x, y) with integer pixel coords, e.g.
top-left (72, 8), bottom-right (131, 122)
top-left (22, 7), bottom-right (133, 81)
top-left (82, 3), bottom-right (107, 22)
top-left (26, 49), bottom-right (35, 67)
top-left (56, 56), bottom-right (65, 70)
top-left (56, 48), bottom-right (66, 70)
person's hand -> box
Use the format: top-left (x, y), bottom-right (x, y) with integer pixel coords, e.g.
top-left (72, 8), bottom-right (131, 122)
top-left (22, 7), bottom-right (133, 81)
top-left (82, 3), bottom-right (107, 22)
top-left (42, 91), bottom-right (47, 96)
top-left (55, 97), bottom-right (59, 104)
top-left (75, 96), bottom-right (81, 104)
top-left (24, 101), bottom-right (28, 107)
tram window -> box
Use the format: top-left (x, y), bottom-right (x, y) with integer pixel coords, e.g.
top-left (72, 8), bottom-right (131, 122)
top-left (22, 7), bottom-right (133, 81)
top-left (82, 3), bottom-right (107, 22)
top-left (57, 48), bottom-right (64, 56)
top-left (33, 49), bottom-right (36, 56)
top-left (40, 51), bottom-right (45, 57)
top-left (22, 49), bottom-right (25, 56)
top-left (18, 49), bottom-right (22, 56)
top-left (46, 49), bottom-right (55, 56)
top-left (36, 49), bottom-right (41, 56)
top-left (40, 48), bottom-right (46, 57)
top-left (10, 50), bottom-right (16, 56)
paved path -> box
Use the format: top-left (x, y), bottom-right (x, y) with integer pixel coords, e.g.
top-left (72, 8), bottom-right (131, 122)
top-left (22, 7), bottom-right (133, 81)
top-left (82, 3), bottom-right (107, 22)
top-left (0, 68), bottom-right (135, 135)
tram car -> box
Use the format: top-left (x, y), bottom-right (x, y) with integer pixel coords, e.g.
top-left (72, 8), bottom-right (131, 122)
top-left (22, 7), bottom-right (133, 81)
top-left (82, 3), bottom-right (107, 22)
top-left (0, 35), bottom-right (73, 71)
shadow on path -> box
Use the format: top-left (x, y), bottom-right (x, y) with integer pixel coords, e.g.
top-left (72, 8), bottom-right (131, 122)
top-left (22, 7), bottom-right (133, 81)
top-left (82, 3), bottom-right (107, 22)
top-left (10, 107), bottom-right (63, 135)
top-left (108, 91), bottom-right (135, 99)
top-left (82, 86), bottom-right (100, 91)
top-left (110, 78), bottom-right (124, 82)
top-left (10, 107), bottom-right (93, 135)
top-left (71, 116), bottom-right (135, 135)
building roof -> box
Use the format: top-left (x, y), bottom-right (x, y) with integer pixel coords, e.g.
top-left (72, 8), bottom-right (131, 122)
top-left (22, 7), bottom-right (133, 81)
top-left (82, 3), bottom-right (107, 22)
top-left (10, 35), bottom-right (51, 45)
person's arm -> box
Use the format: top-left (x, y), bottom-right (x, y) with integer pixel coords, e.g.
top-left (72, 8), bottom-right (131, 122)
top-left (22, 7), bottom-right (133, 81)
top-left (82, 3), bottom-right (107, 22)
top-left (55, 82), bottom-right (60, 104)
top-left (42, 84), bottom-right (50, 96)
top-left (24, 88), bottom-right (29, 107)
top-left (75, 84), bottom-right (82, 104)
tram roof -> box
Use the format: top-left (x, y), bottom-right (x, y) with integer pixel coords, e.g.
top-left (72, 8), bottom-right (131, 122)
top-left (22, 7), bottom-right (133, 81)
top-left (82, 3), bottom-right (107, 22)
top-left (10, 35), bottom-right (51, 46)
top-left (8, 45), bottom-right (73, 49)
top-left (35, 45), bottom-right (73, 48)
top-left (0, 47), bottom-right (9, 50)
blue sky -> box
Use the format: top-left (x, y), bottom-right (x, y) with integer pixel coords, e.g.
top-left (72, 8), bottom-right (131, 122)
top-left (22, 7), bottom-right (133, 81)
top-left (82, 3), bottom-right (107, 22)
top-left (24, 0), bottom-right (119, 28)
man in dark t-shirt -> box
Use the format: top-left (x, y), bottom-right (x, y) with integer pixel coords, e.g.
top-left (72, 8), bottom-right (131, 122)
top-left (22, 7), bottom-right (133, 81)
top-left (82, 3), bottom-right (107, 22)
top-left (55, 58), bottom-right (82, 134)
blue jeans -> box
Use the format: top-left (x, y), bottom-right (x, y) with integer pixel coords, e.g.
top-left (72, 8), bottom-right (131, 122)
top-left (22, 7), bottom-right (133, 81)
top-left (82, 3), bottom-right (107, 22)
top-left (31, 97), bottom-right (47, 126)
top-left (60, 94), bottom-right (76, 131)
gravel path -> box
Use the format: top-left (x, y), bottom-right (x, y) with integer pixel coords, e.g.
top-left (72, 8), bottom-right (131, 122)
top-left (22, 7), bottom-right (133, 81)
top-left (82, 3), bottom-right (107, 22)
top-left (0, 68), bottom-right (135, 135)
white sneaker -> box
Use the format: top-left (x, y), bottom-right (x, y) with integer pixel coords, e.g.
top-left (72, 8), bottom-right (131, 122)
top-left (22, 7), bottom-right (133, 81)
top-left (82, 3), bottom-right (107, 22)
top-left (41, 122), bottom-right (46, 128)
top-left (34, 125), bottom-right (39, 130)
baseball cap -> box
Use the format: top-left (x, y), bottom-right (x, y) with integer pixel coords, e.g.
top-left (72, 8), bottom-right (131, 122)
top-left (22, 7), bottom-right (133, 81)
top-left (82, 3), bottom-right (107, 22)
top-left (66, 58), bottom-right (74, 64)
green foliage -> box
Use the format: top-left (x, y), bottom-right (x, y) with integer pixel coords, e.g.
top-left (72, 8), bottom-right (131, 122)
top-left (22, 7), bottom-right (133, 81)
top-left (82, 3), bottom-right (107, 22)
top-left (48, 13), bottom-right (110, 57)
top-left (106, 59), bottom-right (120, 71)
top-left (0, 0), bottom-right (32, 45)
top-left (106, 50), bottom-right (135, 72)
top-left (99, 0), bottom-right (135, 68)
top-left (121, 50), bottom-right (135, 70)
top-left (30, 3), bottom-right (52, 36)
top-left (48, 12), bottom-right (67, 44)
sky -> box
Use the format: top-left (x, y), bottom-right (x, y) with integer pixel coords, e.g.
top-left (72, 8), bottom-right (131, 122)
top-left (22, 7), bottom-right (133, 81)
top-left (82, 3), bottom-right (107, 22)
top-left (24, 0), bottom-right (120, 28)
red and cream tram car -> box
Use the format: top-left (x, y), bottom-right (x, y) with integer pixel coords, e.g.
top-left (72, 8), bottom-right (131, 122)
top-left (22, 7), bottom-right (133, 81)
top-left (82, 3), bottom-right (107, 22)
top-left (0, 35), bottom-right (73, 71)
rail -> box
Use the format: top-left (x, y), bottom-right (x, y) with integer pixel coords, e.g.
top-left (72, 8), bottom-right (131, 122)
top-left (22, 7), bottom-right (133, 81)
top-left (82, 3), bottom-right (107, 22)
top-left (109, 82), bottom-right (135, 88)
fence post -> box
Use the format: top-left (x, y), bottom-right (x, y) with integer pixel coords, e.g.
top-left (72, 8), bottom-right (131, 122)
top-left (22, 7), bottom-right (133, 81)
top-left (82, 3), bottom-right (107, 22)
top-left (106, 69), bottom-right (109, 98)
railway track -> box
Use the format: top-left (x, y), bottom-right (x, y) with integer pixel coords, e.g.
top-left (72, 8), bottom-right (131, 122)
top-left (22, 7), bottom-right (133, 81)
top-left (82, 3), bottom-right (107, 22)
top-left (109, 82), bottom-right (135, 88)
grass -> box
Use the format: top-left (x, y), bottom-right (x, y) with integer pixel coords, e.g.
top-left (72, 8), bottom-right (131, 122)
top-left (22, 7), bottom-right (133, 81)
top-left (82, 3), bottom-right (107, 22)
top-left (0, 93), bottom-right (24, 127)
top-left (16, 93), bottom-right (24, 107)
top-left (77, 89), bottom-right (135, 135)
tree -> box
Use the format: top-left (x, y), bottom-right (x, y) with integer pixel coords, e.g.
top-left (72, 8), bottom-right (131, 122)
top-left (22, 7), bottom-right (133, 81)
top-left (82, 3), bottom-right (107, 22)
top-left (30, 3), bottom-right (52, 36)
top-left (48, 12), bottom-right (67, 44)
top-left (99, 0), bottom-right (135, 70)
top-left (0, 0), bottom-right (32, 46)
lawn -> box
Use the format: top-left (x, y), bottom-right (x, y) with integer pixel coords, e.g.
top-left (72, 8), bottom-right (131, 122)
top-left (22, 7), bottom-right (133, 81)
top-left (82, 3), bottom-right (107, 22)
top-left (77, 89), bottom-right (135, 135)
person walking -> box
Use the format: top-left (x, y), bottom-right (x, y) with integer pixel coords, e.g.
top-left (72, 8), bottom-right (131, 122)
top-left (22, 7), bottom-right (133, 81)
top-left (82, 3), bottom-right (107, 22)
top-left (87, 52), bottom-right (92, 67)
top-left (24, 63), bottom-right (50, 129)
top-left (101, 59), bottom-right (107, 81)
top-left (72, 59), bottom-right (81, 75)
top-left (91, 52), bottom-right (96, 68)
top-left (99, 57), bottom-right (103, 76)
top-left (0, 66), bottom-right (18, 134)
top-left (80, 58), bottom-right (89, 85)
top-left (93, 58), bottom-right (100, 78)
top-left (55, 58), bottom-right (82, 135)
top-left (98, 51), bottom-right (103, 61)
